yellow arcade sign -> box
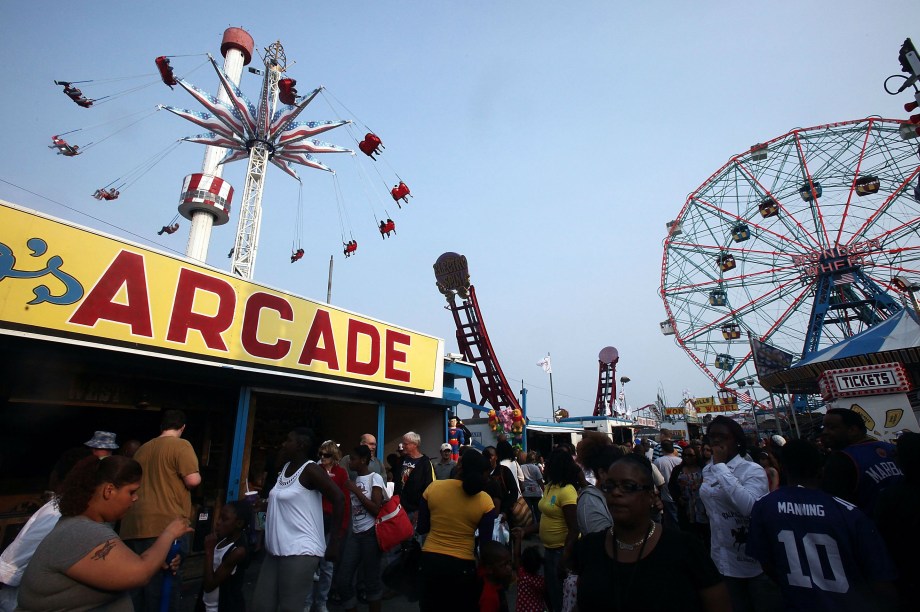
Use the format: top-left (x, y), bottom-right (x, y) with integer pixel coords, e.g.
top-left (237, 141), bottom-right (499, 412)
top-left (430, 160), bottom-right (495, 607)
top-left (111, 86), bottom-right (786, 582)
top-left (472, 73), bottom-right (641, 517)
top-left (0, 202), bottom-right (442, 394)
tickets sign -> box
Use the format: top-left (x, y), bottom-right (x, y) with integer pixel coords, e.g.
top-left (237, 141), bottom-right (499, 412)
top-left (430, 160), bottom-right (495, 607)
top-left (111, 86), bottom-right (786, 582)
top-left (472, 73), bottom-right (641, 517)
top-left (818, 363), bottom-right (912, 400)
top-left (0, 202), bottom-right (443, 395)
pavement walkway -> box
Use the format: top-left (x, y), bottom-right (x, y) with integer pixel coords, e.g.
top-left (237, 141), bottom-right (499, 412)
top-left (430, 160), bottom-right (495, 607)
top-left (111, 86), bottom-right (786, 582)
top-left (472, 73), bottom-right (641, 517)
top-left (177, 539), bottom-right (538, 611)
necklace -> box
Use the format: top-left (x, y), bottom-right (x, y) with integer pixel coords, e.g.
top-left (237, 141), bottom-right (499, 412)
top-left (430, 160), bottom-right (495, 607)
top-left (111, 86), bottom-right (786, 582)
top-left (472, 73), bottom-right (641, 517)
top-left (611, 521), bottom-right (655, 611)
top-left (277, 461), bottom-right (306, 487)
top-left (611, 521), bottom-right (656, 550)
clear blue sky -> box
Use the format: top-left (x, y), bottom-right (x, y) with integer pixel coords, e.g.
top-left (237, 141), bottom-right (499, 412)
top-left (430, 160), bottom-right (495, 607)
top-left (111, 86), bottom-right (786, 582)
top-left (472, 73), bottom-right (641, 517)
top-left (1, 1), bottom-right (917, 421)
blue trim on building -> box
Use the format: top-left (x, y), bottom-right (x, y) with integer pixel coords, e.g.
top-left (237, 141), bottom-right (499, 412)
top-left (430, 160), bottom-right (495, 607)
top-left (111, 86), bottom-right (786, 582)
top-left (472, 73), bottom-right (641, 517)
top-left (226, 386), bottom-right (252, 502)
top-left (377, 401), bottom-right (386, 462)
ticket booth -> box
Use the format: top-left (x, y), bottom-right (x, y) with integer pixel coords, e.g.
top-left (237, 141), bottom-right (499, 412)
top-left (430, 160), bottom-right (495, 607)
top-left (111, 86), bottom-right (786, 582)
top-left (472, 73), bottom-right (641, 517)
top-left (818, 363), bottom-right (919, 442)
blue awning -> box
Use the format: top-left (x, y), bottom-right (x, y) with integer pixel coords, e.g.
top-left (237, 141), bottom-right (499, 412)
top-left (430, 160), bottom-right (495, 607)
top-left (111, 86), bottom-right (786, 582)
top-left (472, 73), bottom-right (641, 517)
top-left (797, 309), bottom-right (920, 366)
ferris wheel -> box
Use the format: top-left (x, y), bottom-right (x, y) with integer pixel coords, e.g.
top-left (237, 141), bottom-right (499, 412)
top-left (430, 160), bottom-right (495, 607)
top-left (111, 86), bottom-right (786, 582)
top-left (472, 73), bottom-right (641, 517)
top-left (660, 118), bottom-right (920, 399)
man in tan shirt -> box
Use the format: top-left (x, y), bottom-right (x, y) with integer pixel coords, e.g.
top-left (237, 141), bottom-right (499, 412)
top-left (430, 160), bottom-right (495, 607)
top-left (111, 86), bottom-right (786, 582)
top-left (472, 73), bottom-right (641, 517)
top-left (121, 410), bottom-right (200, 611)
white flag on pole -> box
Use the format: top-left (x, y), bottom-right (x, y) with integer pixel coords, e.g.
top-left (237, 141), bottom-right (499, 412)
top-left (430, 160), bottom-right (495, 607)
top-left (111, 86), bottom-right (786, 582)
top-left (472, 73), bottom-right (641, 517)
top-left (537, 356), bottom-right (552, 374)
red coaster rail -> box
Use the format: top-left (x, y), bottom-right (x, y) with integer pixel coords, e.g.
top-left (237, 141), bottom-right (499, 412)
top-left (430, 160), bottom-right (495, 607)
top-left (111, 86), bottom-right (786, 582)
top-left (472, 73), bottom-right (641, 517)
top-left (445, 285), bottom-right (522, 418)
top-left (593, 346), bottom-right (620, 417)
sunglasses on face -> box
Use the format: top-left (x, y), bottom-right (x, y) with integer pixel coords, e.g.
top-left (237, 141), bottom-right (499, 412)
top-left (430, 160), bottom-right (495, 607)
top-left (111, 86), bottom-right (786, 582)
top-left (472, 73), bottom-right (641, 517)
top-left (319, 452), bottom-right (333, 459)
top-left (600, 480), bottom-right (652, 495)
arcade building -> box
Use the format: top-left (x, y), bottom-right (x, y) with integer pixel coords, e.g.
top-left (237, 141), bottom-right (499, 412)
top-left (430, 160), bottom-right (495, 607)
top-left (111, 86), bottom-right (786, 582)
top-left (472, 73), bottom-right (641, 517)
top-left (0, 200), bottom-right (468, 549)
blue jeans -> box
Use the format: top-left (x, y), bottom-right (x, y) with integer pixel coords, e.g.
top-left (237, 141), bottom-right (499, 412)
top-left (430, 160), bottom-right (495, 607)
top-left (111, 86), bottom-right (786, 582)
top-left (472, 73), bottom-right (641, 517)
top-left (125, 535), bottom-right (189, 612)
top-left (335, 526), bottom-right (383, 608)
top-left (662, 499), bottom-right (680, 529)
top-left (306, 530), bottom-right (334, 608)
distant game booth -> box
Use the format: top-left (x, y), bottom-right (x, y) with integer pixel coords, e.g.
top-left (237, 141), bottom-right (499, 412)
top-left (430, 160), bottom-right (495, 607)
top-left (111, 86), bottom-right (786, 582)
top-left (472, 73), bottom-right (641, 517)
top-left (0, 201), bottom-right (465, 549)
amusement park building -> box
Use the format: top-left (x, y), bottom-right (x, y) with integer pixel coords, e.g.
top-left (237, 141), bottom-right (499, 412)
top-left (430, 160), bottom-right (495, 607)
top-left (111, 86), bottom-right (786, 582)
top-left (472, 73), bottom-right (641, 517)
top-left (0, 200), bottom-right (466, 547)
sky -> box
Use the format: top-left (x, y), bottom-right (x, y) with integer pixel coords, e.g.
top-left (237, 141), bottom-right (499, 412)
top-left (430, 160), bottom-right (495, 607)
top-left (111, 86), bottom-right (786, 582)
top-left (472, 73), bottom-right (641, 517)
top-left (1, 1), bottom-right (918, 422)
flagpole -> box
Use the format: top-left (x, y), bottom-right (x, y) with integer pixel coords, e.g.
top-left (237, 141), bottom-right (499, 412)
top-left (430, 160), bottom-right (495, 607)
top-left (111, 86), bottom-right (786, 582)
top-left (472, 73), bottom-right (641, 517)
top-left (548, 352), bottom-right (556, 421)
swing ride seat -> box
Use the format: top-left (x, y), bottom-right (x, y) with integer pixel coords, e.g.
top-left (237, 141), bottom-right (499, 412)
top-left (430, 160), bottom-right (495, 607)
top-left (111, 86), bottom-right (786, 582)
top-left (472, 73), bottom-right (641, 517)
top-left (278, 78), bottom-right (298, 105)
top-left (358, 140), bottom-right (378, 157)
top-left (158, 223), bottom-right (179, 236)
top-left (74, 98), bottom-right (94, 108)
top-left (379, 220), bottom-right (396, 236)
top-left (343, 241), bottom-right (358, 256)
top-left (50, 136), bottom-right (80, 156)
top-left (391, 182), bottom-right (410, 202)
top-left (290, 248), bottom-right (304, 263)
top-left (359, 133), bottom-right (383, 157)
top-left (155, 56), bottom-right (178, 88)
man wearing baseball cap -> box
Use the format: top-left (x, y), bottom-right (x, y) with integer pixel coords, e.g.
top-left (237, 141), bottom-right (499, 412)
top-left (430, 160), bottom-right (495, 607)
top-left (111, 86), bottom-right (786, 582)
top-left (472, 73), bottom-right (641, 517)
top-left (434, 442), bottom-right (457, 480)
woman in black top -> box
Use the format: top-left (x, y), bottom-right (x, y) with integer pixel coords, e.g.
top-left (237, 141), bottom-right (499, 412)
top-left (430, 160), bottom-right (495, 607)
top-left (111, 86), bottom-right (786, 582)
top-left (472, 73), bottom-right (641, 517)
top-left (483, 446), bottom-right (518, 519)
top-left (573, 454), bottom-right (730, 612)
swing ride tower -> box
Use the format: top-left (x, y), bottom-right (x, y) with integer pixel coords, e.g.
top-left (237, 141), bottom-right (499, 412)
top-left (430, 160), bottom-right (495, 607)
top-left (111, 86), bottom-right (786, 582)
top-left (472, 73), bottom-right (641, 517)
top-left (181, 27), bottom-right (253, 263)
top-left (229, 43), bottom-right (283, 279)
top-left (163, 34), bottom-right (351, 279)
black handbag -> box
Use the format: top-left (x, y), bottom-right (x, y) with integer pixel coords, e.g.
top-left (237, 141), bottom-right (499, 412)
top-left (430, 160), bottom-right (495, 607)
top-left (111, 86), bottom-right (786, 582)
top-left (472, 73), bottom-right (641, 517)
top-left (381, 538), bottom-right (422, 601)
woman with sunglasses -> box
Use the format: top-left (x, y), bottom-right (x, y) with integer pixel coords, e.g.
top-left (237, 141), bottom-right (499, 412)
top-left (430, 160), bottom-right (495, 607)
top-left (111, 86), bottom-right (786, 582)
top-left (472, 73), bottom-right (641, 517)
top-left (573, 454), bottom-right (730, 611)
top-left (304, 440), bottom-right (351, 612)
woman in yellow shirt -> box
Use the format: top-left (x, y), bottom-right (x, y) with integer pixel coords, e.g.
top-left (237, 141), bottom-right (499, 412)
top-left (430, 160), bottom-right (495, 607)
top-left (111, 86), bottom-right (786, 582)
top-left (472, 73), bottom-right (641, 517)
top-left (417, 449), bottom-right (497, 611)
top-left (534, 447), bottom-right (582, 612)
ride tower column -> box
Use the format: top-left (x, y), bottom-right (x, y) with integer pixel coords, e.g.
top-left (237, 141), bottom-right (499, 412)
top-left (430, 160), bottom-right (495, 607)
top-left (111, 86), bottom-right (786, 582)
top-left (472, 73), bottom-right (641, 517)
top-left (230, 42), bottom-right (284, 279)
top-left (183, 27), bottom-right (254, 263)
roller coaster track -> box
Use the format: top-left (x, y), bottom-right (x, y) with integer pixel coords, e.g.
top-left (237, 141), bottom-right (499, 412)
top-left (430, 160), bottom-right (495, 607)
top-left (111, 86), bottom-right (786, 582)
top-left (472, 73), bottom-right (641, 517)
top-left (445, 285), bottom-right (522, 418)
top-left (593, 360), bottom-right (617, 417)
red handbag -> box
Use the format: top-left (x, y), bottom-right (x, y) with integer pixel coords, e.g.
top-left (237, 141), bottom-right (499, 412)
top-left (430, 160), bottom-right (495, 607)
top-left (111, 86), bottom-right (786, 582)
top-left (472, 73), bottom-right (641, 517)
top-left (375, 493), bottom-right (414, 552)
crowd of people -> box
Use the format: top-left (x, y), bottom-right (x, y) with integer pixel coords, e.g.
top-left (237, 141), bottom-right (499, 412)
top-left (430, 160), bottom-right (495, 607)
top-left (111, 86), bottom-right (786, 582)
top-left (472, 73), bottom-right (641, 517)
top-left (2, 407), bottom-right (918, 612)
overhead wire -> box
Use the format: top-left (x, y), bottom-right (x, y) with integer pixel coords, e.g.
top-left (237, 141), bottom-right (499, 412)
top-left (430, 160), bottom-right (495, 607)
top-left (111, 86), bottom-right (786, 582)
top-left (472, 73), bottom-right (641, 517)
top-left (0, 177), bottom-right (186, 256)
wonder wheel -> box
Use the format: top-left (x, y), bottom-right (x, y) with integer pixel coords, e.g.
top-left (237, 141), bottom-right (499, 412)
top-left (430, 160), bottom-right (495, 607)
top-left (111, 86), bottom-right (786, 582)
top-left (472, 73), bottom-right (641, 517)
top-left (660, 118), bottom-right (920, 399)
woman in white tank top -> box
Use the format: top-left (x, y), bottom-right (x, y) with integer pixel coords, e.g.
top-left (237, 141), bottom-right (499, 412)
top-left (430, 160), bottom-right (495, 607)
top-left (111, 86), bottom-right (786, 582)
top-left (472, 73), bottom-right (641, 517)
top-left (252, 428), bottom-right (347, 612)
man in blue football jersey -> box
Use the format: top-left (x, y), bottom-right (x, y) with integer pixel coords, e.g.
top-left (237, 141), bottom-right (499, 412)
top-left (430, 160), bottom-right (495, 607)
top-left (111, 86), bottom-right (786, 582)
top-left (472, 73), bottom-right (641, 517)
top-left (747, 439), bottom-right (897, 611)
top-left (820, 408), bottom-right (903, 516)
